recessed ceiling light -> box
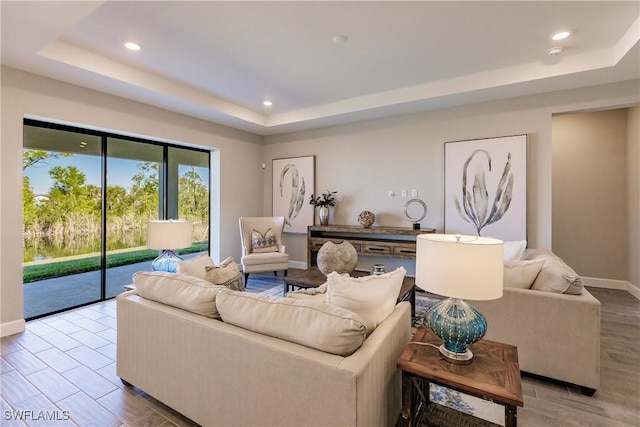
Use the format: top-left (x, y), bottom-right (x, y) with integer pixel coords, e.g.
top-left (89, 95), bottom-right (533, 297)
top-left (263, 101), bottom-right (273, 107)
top-left (551, 31), bottom-right (571, 41)
top-left (332, 35), bottom-right (348, 44)
top-left (124, 42), bottom-right (141, 51)
top-left (547, 46), bottom-right (563, 56)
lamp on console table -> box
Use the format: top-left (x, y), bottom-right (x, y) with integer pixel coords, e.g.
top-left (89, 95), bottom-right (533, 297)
top-left (147, 220), bottom-right (193, 273)
top-left (415, 234), bottom-right (503, 364)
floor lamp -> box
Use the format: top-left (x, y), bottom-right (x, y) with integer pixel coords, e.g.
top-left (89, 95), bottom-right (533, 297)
top-left (147, 220), bottom-right (193, 273)
top-left (415, 234), bottom-right (503, 364)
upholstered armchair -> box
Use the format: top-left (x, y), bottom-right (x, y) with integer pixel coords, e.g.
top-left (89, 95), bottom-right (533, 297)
top-left (239, 217), bottom-right (289, 285)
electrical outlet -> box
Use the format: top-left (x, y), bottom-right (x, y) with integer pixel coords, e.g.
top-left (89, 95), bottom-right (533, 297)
top-left (401, 189), bottom-right (408, 197)
top-left (411, 189), bottom-right (418, 197)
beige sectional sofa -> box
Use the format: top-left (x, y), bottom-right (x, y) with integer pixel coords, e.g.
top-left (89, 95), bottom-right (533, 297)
top-left (117, 290), bottom-right (412, 427)
top-left (473, 249), bottom-right (601, 395)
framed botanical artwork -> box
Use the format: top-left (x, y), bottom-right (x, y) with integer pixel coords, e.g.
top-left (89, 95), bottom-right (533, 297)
top-left (444, 135), bottom-right (527, 241)
top-left (272, 155), bottom-right (315, 234)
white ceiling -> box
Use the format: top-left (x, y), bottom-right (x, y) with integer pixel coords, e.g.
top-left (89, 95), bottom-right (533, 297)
top-left (2, 1), bottom-right (639, 135)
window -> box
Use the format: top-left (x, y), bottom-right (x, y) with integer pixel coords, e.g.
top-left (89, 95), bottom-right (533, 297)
top-left (23, 120), bottom-right (210, 319)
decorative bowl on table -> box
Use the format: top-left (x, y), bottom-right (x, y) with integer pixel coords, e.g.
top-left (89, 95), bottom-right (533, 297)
top-left (358, 210), bottom-right (375, 228)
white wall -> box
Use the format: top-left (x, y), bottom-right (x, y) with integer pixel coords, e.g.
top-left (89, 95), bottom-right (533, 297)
top-left (1, 67), bottom-right (264, 335)
top-left (264, 80), bottom-right (640, 276)
top-left (552, 109), bottom-right (628, 280)
top-left (628, 107), bottom-right (640, 288)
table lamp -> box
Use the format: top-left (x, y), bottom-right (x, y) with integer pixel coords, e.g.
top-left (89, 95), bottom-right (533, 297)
top-left (147, 220), bottom-right (193, 273)
top-left (415, 234), bottom-right (503, 364)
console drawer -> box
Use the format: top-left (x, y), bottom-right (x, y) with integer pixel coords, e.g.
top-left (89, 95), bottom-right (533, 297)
top-left (393, 246), bottom-right (417, 258)
top-left (362, 244), bottom-right (391, 256)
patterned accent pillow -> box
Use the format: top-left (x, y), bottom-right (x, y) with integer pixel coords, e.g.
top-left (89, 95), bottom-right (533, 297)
top-left (204, 257), bottom-right (245, 291)
top-left (251, 228), bottom-right (278, 253)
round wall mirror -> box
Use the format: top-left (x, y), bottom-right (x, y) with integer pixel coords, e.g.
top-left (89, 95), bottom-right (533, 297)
top-left (404, 198), bottom-right (427, 228)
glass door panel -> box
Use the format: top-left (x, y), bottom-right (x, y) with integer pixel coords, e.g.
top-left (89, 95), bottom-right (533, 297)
top-left (22, 125), bottom-right (103, 319)
top-left (105, 138), bottom-right (163, 298)
top-left (167, 147), bottom-right (210, 258)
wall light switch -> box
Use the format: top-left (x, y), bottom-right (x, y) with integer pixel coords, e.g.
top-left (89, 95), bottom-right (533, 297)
top-left (401, 189), bottom-right (408, 197)
top-left (388, 190), bottom-right (395, 198)
top-left (411, 189), bottom-right (418, 197)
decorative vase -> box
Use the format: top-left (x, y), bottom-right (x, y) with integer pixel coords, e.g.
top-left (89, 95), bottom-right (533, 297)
top-left (318, 206), bottom-right (330, 226)
top-left (316, 240), bottom-right (358, 276)
top-left (358, 210), bottom-right (375, 228)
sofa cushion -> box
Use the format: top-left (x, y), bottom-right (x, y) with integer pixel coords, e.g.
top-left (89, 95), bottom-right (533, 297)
top-left (240, 251), bottom-right (289, 266)
top-left (176, 254), bottom-right (215, 280)
top-left (503, 241), bottom-right (527, 261)
top-left (503, 259), bottom-right (544, 289)
top-left (325, 267), bottom-right (405, 333)
top-left (133, 271), bottom-right (226, 318)
top-left (251, 228), bottom-right (278, 253)
top-left (203, 257), bottom-right (244, 291)
top-left (530, 256), bottom-right (584, 295)
top-left (216, 290), bottom-right (367, 356)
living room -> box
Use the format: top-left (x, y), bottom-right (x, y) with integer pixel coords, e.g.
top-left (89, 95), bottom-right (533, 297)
top-left (1, 1), bottom-right (639, 426)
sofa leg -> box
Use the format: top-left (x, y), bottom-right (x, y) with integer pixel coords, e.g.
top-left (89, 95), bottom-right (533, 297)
top-left (244, 272), bottom-right (249, 285)
top-left (273, 271), bottom-right (278, 277)
top-left (580, 387), bottom-right (596, 396)
top-left (284, 270), bottom-right (288, 277)
top-left (121, 378), bottom-right (132, 387)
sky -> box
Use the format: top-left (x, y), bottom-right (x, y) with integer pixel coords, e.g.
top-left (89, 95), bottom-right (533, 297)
top-left (24, 153), bottom-right (208, 196)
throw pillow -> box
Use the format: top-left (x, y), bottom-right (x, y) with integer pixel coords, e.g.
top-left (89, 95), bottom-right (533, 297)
top-left (176, 254), bottom-right (215, 280)
top-left (325, 267), bottom-right (406, 333)
top-left (204, 257), bottom-right (244, 291)
top-left (133, 271), bottom-right (226, 318)
top-left (503, 241), bottom-right (527, 261)
top-left (503, 259), bottom-right (544, 289)
top-left (530, 255), bottom-right (584, 295)
top-left (251, 228), bottom-right (278, 253)
top-left (215, 289), bottom-right (367, 356)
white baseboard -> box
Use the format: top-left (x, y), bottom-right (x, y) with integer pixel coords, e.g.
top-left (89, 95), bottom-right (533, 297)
top-left (1, 319), bottom-right (25, 337)
top-left (289, 260), bottom-right (307, 270)
top-left (583, 277), bottom-right (640, 300)
top-left (627, 283), bottom-right (640, 300)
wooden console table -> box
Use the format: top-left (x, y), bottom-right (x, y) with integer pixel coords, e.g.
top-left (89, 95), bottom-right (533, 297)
top-left (307, 225), bottom-right (435, 267)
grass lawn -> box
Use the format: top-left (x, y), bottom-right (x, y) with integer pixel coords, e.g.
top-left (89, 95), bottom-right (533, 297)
top-left (23, 242), bottom-right (208, 282)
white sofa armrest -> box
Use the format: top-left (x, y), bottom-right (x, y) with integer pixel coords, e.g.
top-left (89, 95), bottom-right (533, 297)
top-left (473, 287), bottom-right (600, 391)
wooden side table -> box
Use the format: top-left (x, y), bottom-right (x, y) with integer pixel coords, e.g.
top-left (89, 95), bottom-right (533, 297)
top-left (397, 328), bottom-right (523, 427)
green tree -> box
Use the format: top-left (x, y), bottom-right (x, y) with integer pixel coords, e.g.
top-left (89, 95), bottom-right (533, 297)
top-left (39, 165), bottom-right (99, 234)
top-left (23, 149), bottom-right (74, 235)
top-left (23, 150), bottom-right (72, 171)
top-left (130, 162), bottom-right (159, 225)
top-left (179, 167), bottom-right (208, 222)
top-left (23, 176), bottom-right (38, 232)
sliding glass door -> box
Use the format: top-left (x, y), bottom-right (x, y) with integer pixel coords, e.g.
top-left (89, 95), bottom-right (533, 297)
top-left (105, 138), bottom-right (163, 298)
top-left (23, 120), bottom-right (211, 319)
top-left (23, 125), bottom-right (103, 318)
top-left (169, 147), bottom-right (210, 252)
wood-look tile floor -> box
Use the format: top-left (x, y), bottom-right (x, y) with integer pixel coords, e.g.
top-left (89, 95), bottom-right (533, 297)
top-left (2, 285), bottom-right (639, 426)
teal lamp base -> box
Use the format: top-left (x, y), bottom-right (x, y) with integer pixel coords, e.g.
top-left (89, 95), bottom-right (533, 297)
top-left (426, 297), bottom-right (487, 364)
top-left (151, 250), bottom-right (184, 273)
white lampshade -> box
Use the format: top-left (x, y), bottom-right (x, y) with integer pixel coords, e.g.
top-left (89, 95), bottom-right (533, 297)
top-left (147, 220), bottom-right (193, 250)
top-left (416, 234), bottom-right (503, 301)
